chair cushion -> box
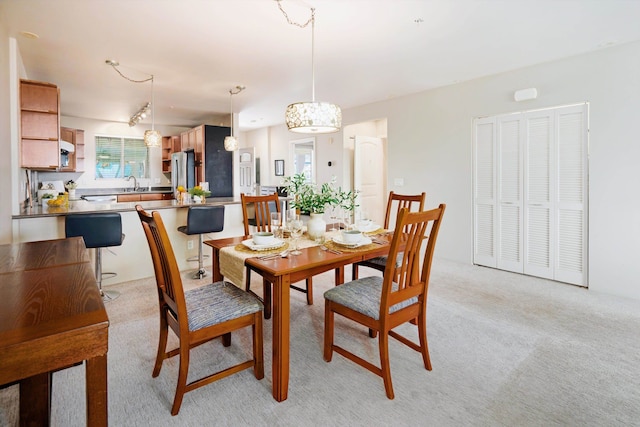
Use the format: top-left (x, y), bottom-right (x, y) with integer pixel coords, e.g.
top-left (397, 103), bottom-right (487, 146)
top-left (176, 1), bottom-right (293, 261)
top-left (362, 252), bottom-right (403, 270)
top-left (323, 276), bottom-right (418, 320)
top-left (185, 281), bottom-right (263, 331)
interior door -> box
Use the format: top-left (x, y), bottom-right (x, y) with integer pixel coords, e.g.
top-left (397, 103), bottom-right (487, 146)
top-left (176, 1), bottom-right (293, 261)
top-left (238, 148), bottom-right (255, 195)
top-left (354, 135), bottom-right (385, 225)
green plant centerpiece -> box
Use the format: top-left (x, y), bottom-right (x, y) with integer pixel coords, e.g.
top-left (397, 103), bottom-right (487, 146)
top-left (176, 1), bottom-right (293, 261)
top-left (282, 173), bottom-right (337, 214)
top-left (282, 173), bottom-right (359, 239)
top-left (188, 185), bottom-right (211, 203)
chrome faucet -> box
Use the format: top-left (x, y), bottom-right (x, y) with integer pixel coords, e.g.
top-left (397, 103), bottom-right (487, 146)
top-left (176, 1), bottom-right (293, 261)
top-left (126, 175), bottom-right (138, 191)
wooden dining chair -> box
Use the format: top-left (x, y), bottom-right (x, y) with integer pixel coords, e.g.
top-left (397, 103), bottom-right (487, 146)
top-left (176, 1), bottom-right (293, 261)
top-left (136, 205), bottom-right (264, 415)
top-left (240, 193), bottom-right (313, 319)
top-left (352, 191), bottom-right (426, 280)
top-left (324, 204), bottom-right (445, 399)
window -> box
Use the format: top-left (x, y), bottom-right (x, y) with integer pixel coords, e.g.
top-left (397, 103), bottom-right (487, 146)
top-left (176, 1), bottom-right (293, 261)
top-left (95, 136), bottom-right (148, 179)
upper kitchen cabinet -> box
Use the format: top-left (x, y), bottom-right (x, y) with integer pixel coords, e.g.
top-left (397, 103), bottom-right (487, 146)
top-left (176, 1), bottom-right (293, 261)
top-left (20, 79), bottom-right (61, 170)
top-left (180, 125), bottom-right (205, 182)
top-left (60, 126), bottom-right (85, 172)
top-left (180, 124), bottom-right (232, 196)
top-left (161, 135), bottom-right (181, 173)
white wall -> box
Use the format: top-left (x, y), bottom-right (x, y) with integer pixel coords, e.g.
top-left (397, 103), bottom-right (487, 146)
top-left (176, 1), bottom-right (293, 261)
top-left (0, 27), bottom-right (11, 244)
top-left (344, 41), bottom-right (640, 300)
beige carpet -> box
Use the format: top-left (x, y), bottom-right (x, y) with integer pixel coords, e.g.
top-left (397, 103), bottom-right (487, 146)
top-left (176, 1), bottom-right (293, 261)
top-left (2, 259), bottom-right (640, 426)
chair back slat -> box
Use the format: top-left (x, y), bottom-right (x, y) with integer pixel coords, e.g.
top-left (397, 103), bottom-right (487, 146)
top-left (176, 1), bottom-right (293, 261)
top-left (241, 193), bottom-right (281, 236)
top-left (383, 192), bottom-right (426, 233)
top-left (380, 204), bottom-right (446, 318)
top-left (136, 205), bottom-right (188, 332)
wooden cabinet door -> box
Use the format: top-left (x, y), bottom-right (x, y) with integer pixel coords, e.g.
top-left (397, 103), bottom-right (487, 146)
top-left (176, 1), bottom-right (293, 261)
top-left (116, 194), bottom-right (141, 202)
top-left (140, 193), bottom-right (164, 201)
top-left (21, 82), bottom-right (58, 112)
top-left (20, 80), bottom-right (60, 169)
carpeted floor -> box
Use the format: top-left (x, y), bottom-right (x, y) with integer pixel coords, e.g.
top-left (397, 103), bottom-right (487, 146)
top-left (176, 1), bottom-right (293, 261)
top-left (2, 259), bottom-right (640, 426)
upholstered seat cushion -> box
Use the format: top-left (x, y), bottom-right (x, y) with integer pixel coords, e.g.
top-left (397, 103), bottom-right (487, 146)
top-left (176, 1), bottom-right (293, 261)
top-left (324, 276), bottom-right (417, 320)
top-left (185, 281), bottom-right (263, 331)
top-left (362, 252), bottom-right (403, 269)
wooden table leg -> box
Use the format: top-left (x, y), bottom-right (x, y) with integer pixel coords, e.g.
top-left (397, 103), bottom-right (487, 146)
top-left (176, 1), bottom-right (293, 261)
top-left (20, 372), bottom-right (50, 426)
top-left (334, 266), bottom-right (344, 285)
top-left (86, 354), bottom-right (108, 427)
top-left (272, 275), bottom-right (291, 402)
top-left (211, 247), bottom-right (223, 282)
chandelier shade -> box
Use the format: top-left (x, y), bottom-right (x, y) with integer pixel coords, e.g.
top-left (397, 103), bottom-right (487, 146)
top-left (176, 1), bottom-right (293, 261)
top-left (278, 2), bottom-right (341, 134)
top-left (286, 101), bottom-right (342, 133)
top-left (144, 129), bottom-right (162, 148)
top-left (224, 135), bottom-right (238, 151)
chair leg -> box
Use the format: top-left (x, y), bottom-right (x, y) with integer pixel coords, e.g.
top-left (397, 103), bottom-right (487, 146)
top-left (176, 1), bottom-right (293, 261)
top-left (171, 346), bottom-right (190, 415)
top-left (95, 248), bottom-right (120, 301)
top-left (417, 311), bottom-right (432, 371)
top-left (323, 302), bottom-right (334, 362)
top-left (378, 331), bottom-right (395, 399)
top-left (253, 313), bottom-right (265, 379)
top-left (352, 263), bottom-right (359, 280)
top-left (305, 278), bottom-right (313, 305)
top-left (192, 234), bottom-right (206, 279)
top-left (222, 332), bottom-right (231, 347)
top-left (263, 279), bottom-right (272, 319)
top-left (153, 310), bottom-right (169, 377)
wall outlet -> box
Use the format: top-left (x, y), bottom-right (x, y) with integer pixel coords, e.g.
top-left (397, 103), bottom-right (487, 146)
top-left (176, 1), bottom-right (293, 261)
top-left (394, 177), bottom-right (404, 186)
top-left (154, 178), bottom-right (161, 184)
top-left (187, 240), bottom-right (194, 250)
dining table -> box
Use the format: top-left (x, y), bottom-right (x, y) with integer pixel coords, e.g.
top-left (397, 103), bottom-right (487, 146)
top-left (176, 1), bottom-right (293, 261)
top-left (0, 237), bottom-right (109, 426)
top-left (204, 227), bottom-right (395, 402)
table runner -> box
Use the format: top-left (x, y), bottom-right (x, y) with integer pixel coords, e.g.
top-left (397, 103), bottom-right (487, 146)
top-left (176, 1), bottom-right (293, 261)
top-left (219, 229), bottom-right (388, 287)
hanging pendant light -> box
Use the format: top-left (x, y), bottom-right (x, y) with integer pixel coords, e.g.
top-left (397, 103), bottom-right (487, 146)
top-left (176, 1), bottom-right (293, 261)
top-left (280, 5), bottom-right (341, 134)
top-left (106, 61), bottom-right (161, 147)
top-left (144, 75), bottom-right (161, 147)
top-left (224, 85), bottom-right (245, 151)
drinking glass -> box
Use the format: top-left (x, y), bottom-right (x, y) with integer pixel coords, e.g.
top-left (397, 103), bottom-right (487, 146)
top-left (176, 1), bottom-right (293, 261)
top-left (288, 214), bottom-right (303, 255)
top-left (270, 212), bottom-right (282, 239)
top-left (342, 209), bottom-right (353, 231)
top-left (329, 205), bottom-right (338, 231)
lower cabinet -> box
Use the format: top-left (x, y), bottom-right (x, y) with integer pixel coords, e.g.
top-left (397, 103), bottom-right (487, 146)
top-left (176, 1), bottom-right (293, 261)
top-left (116, 193), bottom-right (173, 202)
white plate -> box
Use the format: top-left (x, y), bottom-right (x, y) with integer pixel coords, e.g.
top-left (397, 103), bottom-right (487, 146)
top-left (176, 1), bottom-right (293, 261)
top-left (356, 223), bottom-right (381, 232)
top-left (242, 238), bottom-right (285, 251)
top-left (332, 235), bottom-right (373, 248)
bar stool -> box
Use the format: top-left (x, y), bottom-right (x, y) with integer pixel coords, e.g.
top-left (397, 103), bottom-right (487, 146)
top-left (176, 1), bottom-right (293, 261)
top-left (65, 212), bottom-right (125, 301)
top-left (178, 205), bottom-right (225, 279)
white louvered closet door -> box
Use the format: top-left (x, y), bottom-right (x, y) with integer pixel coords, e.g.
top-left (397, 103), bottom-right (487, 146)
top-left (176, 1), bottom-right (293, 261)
top-left (473, 104), bottom-right (588, 287)
top-left (497, 115), bottom-right (524, 273)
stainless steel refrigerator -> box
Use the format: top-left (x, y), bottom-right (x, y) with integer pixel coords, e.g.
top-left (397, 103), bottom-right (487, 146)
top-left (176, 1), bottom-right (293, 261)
top-left (171, 149), bottom-right (196, 194)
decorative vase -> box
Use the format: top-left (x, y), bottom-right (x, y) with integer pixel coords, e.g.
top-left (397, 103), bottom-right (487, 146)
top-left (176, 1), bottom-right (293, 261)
top-left (67, 189), bottom-right (76, 200)
top-left (306, 213), bottom-right (326, 241)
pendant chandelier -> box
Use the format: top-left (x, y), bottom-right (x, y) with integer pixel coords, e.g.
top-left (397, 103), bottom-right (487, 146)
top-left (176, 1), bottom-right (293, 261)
top-left (224, 85), bottom-right (245, 151)
top-left (143, 76), bottom-right (161, 147)
top-left (277, 2), bottom-right (341, 134)
top-left (106, 59), bottom-right (161, 147)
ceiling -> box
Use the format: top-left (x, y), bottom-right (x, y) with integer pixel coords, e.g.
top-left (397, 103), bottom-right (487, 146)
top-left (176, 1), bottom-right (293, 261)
top-left (3, 0), bottom-right (640, 132)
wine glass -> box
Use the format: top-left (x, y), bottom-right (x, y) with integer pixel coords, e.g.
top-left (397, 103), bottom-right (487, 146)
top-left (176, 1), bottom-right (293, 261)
top-left (271, 212), bottom-right (282, 239)
top-left (342, 208), bottom-right (353, 231)
top-left (329, 205), bottom-right (339, 231)
top-left (288, 215), bottom-right (303, 255)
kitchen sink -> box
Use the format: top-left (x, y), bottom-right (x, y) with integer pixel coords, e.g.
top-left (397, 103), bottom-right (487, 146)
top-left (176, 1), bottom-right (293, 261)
top-left (82, 195), bottom-right (117, 203)
top-left (122, 188), bottom-right (149, 192)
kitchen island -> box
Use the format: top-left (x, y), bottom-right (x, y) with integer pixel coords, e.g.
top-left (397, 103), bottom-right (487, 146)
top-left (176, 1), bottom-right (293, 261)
top-left (12, 197), bottom-right (246, 284)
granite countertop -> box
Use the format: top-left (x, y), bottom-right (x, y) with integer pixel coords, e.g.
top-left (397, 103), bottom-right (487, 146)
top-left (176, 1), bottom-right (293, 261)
top-left (13, 197), bottom-right (239, 219)
top-left (76, 187), bottom-right (173, 197)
